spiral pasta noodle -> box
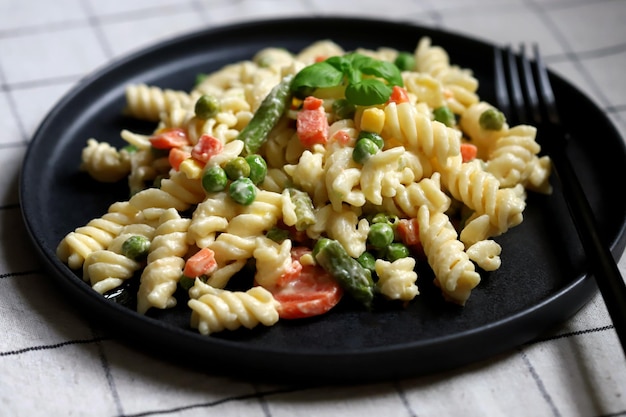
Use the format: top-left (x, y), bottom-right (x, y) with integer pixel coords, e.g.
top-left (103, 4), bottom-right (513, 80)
top-left (487, 126), bottom-right (552, 193)
top-left (284, 148), bottom-right (327, 206)
top-left (137, 208), bottom-right (191, 314)
top-left (188, 279), bottom-right (279, 335)
top-left (375, 257), bottom-right (419, 301)
top-left (129, 169), bottom-right (206, 212)
top-left (188, 192), bottom-right (236, 248)
top-left (466, 239), bottom-right (502, 272)
top-left (414, 37), bottom-right (479, 114)
top-left (125, 83), bottom-right (199, 122)
top-left (57, 202), bottom-right (140, 270)
top-left (440, 156), bottom-right (526, 236)
top-left (391, 173), bottom-right (450, 218)
top-left (402, 72), bottom-right (445, 110)
top-left (324, 144), bottom-right (366, 210)
top-left (417, 205), bottom-right (481, 305)
top-left (80, 139), bottom-right (132, 183)
top-left (382, 101), bottom-right (461, 165)
top-left (83, 223), bottom-right (155, 294)
top-left (324, 205), bottom-right (369, 258)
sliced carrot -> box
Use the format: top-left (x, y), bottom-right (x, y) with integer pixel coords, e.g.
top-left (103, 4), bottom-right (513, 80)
top-left (387, 85), bottom-right (410, 105)
top-left (297, 99), bottom-right (329, 148)
top-left (150, 127), bottom-right (189, 149)
top-left (332, 130), bottom-right (352, 146)
top-left (460, 142), bottom-right (478, 162)
top-left (168, 147), bottom-right (191, 171)
top-left (191, 134), bottom-right (224, 164)
top-left (302, 96), bottom-right (324, 111)
top-left (397, 218), bottom-right (420, 246)
top-left (397, 218), bottom-right (424, 258)
top-left (269, 247), bottom-right (343, 320)
top-left (183, 247), bottom-right (217, 278)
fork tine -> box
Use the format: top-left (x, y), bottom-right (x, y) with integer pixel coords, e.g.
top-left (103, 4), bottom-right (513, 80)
top-left (493, 47), bottom-right (510, 118)
top-left (532, 44), bottom-right (561, 126)
top-left (504, 45), bottom-right (527, 125)
top-left (518, 44), bottom-right (542, 124)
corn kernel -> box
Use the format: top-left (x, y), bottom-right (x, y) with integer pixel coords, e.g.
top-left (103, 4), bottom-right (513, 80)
top-left (299, 253), bottom-right (316, 267)
top-left (179, 158), bottom-right (204, 180)
top-left (360, 107), bottom-right (385, 134)
top-left (291, 97), bottom-right (303, 109)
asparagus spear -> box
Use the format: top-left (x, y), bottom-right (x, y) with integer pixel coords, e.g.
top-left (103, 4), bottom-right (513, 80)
top-left (313, 238), bottom-right (375, 309)
top-left (288, 188), bottom-right (316, 231)
top-left (238, 74), bottom-right (294, 155)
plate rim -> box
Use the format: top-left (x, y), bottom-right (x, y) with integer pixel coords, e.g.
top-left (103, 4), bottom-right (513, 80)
top-left (19, 16), bottom-right (626, 381)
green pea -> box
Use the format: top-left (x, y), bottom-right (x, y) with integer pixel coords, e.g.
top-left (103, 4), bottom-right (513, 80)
top-left (433, 106), bottom-right (456, 127)
top-left (479, 108), bottom-right (506, 131)
top-left (358, 131), bottom-right (384, 149)
top-left (371, 212), bottom-right (399, 227)
top-left (394, 52), bottom-right (415, 71)
top-left (386, 242), bottom-right (410, 262)
top-left (357, 251), bottom-right (377, 272)
top-left (352, 138), bottom-right (379, 164)
top-left (229, 177), bottom-right (256, 205)
top-left (367, 222), bottom-right (394, 249)
top-left (245, 154), bottom-right (267, 185)
top-left (224, 157), bottom-right (250, 180)
top-left (194, 94), bottom-right (221, 120)
top-left (121, 235), bottom-right (150, 260)
top-left (332, 98), bottom-right (356, 120)
top-left (202, 165), bottom-right (228, 193)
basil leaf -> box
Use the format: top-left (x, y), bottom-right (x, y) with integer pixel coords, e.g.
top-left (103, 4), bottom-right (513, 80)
top-left (360, 60), bottom-right (404, 87)
top-left (346, 79), bottom-right (393, 106)
top-left (343, 53), bottom-right (374, 69)
top-left (291, 61), bottom-right (344, 91)
top-left (291, 52), bottom-right (402, 106)
top-left (325, 55), bottom-right (347, 71)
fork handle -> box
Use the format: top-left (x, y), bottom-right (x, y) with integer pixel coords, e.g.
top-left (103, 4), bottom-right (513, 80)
top-left (549, 131), bottom-right (626, 355)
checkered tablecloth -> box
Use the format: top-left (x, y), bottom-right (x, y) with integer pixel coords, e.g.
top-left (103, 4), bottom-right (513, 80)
top-left (2, 1), bottom-right (626, 416)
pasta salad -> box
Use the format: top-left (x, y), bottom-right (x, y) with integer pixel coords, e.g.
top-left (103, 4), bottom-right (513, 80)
top-left (57, 38), bottom-right (552, 336)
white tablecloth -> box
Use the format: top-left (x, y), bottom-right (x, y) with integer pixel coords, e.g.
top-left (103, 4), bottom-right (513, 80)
top-left (2, 0), bottom-right (626, 416)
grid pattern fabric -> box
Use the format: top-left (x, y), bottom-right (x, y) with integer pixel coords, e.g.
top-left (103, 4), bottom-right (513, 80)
top-left (1, 0), bottom-right (626, 416)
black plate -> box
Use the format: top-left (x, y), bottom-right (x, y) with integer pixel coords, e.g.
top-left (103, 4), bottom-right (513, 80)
top-left (19, 17), bottom-right (626, 383)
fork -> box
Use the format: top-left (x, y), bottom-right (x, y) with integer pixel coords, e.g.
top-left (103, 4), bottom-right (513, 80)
top-left (494, 44), bottom-right (626, 356)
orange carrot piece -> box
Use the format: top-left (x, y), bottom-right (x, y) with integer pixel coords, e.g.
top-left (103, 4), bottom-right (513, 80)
top-left (183, 247), bottom-right (217, 278)
top-left (460, 142), bottom-right (478, 162)
top-left (387, 86), bottom-right (410, 105)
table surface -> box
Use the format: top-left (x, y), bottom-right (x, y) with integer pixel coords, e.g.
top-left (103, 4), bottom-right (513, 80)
top-left (2, 0), bottom-right (626, 416)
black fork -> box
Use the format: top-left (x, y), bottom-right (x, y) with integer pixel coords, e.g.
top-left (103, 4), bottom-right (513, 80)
top-left (494, 44), bottom-right (626, 355)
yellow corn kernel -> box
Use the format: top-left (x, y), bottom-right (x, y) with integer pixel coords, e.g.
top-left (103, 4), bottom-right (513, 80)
top-left (298, 253), bottom-right (316, 267)
top-left (291, 97), bottom-right (303, 109)
top-left (179, 158), bottom-right (204, 180)
top-left (360, 107), bottom-right (385, 134)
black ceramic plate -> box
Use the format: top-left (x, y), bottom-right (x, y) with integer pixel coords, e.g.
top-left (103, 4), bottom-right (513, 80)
top-left (20, 17), bottom-right (626, 383)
